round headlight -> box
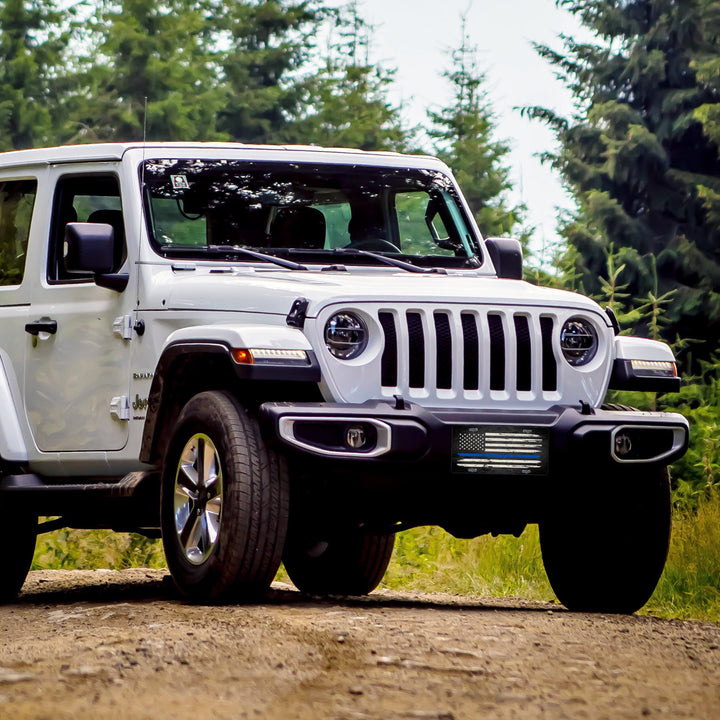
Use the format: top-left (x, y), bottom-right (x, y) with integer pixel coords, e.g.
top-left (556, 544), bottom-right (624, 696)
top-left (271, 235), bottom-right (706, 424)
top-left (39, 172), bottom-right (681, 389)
top-left (560, 317), bottom-right (598, 366)
top-left (324, 312), bottom-right (368, 360)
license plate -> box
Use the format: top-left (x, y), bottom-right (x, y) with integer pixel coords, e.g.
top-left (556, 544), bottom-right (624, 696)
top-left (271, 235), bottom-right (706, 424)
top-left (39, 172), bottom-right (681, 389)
top-left (451, 425), bottom-right (550, 475)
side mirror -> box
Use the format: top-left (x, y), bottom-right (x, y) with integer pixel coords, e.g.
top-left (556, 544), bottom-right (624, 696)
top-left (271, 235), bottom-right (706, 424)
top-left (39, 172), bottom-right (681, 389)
top-left (484, 237), bottom-right (523, 280)
top-left (65, 222), bottom-right (115, 274)
top-left (64, 222), bottom-right (128, 292)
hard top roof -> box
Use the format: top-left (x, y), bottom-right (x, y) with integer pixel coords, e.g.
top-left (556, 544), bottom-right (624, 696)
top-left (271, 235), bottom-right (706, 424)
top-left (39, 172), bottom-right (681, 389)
top-left (0, 142), bottom-right (442, 171)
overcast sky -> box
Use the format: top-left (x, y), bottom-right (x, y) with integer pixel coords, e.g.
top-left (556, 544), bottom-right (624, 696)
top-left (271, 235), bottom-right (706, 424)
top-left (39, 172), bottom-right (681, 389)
top-left (330, 0), bottom-right (592, 255)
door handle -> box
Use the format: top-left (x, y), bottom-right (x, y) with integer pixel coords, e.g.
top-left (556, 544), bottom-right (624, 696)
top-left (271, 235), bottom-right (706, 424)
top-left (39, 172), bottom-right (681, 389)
top-left (25, 319), bottom-right (58, 336)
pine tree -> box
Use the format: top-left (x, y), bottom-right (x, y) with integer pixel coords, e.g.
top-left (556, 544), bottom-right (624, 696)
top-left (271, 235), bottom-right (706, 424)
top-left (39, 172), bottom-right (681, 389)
top-left (528, 0), bottom-right (720, 363)
top-left (62, 0), bottom-right (223, 142)
top-left (212, 0), bottom-right (321, 144)
top-left (428, 19), bottom-right (525, 241)
top-left (287, 2), bottom-right (407, 151)
top-left (692, 0), bottom-right (720, 238)
top-left (0, 0), bottom-right (70, 150)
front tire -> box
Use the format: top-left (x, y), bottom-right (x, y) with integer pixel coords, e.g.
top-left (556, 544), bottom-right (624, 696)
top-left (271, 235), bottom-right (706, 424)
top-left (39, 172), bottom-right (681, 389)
top-left (161, 391), bottom-right (288, 601)
top-left (540, 466), bottom-right (671, 613)
top-left (283, 530), bottom-right (395, 596)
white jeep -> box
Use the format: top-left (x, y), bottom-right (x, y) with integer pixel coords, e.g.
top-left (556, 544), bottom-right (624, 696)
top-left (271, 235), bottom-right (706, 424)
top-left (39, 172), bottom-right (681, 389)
top-left (0, 143), bottom-right (688, 611)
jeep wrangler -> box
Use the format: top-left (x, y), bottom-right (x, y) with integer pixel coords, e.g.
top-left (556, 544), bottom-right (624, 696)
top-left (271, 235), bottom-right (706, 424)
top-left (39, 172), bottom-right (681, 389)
top-left (0, 143), bottom-right (688, 612)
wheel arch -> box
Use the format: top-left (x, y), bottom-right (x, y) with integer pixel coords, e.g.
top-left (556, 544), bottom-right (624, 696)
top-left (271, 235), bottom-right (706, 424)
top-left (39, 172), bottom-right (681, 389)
top-left (140, 337), bottom-right (322, 466)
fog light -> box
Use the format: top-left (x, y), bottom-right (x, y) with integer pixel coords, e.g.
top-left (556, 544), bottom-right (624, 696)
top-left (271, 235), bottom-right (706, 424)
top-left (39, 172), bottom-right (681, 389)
top-left (346, 425), bottom-right (367, 449)
top-left (614, 433), bottom-right (633, 457)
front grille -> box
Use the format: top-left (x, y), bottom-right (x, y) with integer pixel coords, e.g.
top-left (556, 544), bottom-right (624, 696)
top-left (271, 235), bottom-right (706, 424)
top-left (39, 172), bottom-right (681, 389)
top-left (377, 307), bottom-right (558, 401)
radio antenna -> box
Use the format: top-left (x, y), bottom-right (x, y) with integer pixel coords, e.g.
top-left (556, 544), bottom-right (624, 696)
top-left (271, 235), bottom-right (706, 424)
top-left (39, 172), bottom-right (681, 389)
top-left (142, 96), bottom-right (148, 144)
top-left (140, 96), bottom-right (148, 196)
top-left (139, 97), bottom-right (148, 287)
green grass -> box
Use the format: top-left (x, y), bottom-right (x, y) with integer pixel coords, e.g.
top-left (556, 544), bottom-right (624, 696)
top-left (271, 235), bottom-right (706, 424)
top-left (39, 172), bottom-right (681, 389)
top-left (30, 494), bottom-right (720, 623)
top-left (381, 524), bottom-right (555, 602)
top-left (645, 492), bottom-right (720, 622)
top-left (32, 528), bottom-right (165, 571)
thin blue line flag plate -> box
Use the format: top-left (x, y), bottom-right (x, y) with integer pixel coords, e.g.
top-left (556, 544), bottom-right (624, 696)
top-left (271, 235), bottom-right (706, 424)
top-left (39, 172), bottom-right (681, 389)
top-left (451, 425), bottom-right (550, 475)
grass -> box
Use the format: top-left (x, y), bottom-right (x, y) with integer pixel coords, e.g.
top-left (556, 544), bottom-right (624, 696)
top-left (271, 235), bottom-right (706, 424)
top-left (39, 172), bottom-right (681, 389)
top-left (645, 492), bottom-right (720, 622)
top-left (381, 524), bottom-right (555, 602)
top-left (29, 493), bottom-right (720, 624)
top-left (32, 528), bottom-right (165, 572)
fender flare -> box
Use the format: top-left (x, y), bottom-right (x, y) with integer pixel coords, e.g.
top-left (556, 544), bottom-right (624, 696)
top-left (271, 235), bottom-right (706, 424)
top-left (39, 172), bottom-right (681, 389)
top-left (159, 323), bottom-right (315, 355)
top-left (139, 324), bottom-right (320, 464)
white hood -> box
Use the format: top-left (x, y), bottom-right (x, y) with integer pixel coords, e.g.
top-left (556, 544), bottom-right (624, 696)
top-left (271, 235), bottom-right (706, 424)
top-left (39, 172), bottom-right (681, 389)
top-left (145, 264), bottom-right (610, 324)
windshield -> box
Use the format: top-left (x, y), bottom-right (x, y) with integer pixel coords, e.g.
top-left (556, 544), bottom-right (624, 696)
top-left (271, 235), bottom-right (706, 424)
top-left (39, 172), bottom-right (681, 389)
top-left (142, 159), bottom-right (481, 268)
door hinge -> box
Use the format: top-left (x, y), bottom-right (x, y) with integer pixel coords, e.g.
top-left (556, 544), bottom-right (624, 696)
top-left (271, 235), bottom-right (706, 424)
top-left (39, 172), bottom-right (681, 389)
top-left (110, 395), bottom-right (131, 422)
top-left (113, 315), bottom-right (134, 340)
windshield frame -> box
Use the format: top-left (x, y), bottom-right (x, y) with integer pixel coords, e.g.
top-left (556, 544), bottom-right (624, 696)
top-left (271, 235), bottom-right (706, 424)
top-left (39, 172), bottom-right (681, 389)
top-left (140, 158), bottom-right (484, 269)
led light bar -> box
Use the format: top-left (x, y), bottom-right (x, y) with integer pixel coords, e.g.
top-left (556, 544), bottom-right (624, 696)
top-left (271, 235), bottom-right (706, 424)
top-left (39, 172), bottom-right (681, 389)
top-left (231, 348), bottom-right (309, 365)
top-left (630, 359), bottom-right (677, 377)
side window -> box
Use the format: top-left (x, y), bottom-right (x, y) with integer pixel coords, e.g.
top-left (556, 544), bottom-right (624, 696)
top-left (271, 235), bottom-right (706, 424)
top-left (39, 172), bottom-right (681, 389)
top-left (0, 179), bottom-right (37, 286)
top-left (49, 175), bottom-right (126, 283)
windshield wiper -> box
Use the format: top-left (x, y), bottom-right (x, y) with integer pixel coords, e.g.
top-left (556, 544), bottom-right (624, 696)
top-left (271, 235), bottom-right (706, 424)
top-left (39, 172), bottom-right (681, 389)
top-left (162, 244), bottom-right (308, 271)
top-left (331, 248), bottom-right (447, 274)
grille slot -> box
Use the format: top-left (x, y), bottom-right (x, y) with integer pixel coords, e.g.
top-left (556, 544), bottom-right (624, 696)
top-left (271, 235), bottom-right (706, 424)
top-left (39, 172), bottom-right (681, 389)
top-left (488, 314), bottom-right (506, 391)
top-left (540, 316), bottom-right (557, 391)
top-left (514, 315), bottom-right (532, 392)
top-left (378, 311), bottom-right (398, 387)
top-left (434, 312), bottom-right (453, 390)
top-left (461, 312), bottom-right (479, 390)
top-left (407, 312), bottom-right (425, 388)
top-left (378, 307), bottom-right (558, 401)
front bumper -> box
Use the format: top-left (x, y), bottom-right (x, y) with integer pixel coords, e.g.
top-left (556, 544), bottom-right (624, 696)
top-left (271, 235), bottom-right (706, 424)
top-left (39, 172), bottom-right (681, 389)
top-left (259, 400), bottom-right (689, 473)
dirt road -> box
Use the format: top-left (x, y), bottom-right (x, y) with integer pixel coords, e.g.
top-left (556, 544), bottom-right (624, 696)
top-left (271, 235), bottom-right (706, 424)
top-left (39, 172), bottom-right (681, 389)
top-left (0, 569), bottom-right (718, 720)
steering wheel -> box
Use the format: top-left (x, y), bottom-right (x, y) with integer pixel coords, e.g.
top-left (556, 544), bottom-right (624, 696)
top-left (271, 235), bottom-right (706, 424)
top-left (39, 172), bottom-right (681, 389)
top-left (348, 238), bottom-right (400, 252)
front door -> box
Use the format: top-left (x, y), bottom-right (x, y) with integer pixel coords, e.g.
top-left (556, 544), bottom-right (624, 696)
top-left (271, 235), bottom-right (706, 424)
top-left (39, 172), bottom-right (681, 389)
top-left (24, 171), bottom-right (133, 453)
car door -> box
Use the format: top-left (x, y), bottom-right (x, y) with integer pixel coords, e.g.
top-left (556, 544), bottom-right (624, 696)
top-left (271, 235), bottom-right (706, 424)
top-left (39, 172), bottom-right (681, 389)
top-left (24, 170), bottom-right (133, 453)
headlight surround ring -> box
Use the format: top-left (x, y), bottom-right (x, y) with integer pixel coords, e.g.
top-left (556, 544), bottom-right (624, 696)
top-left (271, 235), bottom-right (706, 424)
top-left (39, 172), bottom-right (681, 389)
top-left (324, 311), bottom-right (369, 360)
top-left (560, 317), bottom-right (598, 366)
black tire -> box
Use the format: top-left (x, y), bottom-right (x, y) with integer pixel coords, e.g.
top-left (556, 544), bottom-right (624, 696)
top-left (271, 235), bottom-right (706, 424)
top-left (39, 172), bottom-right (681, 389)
top-left (161, 391), bottom-right (289, 602)
top-left (0, 500), bottom-right (36, 602)
top-left (540, 466), bottom-right (671, 613)
top-left (283, 530), bottom-right (395, 596)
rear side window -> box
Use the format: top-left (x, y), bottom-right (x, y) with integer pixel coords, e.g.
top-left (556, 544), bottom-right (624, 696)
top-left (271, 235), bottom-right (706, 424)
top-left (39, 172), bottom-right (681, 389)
top-left (0, 179), bottom-right (37, 286)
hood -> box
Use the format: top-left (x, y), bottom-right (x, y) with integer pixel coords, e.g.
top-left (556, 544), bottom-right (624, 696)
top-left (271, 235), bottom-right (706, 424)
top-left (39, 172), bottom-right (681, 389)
top-left (148, 264), bottom-right (609, 324)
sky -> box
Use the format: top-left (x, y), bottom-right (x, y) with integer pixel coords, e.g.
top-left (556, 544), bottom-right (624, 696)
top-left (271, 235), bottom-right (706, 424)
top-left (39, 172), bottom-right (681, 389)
top-left (330, 0), bottom-right (592, 257)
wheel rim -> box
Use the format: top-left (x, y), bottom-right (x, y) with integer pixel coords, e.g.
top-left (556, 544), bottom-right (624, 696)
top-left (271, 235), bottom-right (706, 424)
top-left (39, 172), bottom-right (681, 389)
top-left (173, 433), bottom-right (223, 565)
